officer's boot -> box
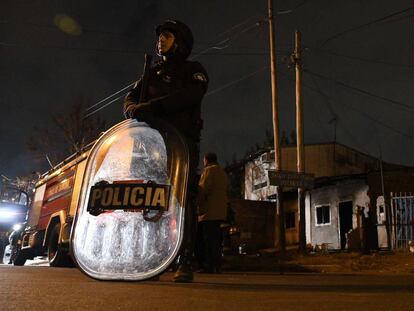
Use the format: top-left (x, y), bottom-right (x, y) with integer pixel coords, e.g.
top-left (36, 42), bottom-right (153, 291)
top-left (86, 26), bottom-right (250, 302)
top-left (173, 255), bottom-right (193, 283)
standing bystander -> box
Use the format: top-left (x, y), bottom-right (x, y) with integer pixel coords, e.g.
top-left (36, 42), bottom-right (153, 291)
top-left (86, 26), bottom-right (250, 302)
top-left (196, 153), bottom-right (230, 273)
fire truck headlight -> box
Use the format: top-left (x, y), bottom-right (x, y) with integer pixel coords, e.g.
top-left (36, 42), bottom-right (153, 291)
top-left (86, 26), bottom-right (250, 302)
top-left (0, 208), bottom-right (19, 219)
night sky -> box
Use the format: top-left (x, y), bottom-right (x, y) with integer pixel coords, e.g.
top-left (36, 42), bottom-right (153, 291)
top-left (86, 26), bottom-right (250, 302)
top-left (1, 0), bottom-right (414, 178)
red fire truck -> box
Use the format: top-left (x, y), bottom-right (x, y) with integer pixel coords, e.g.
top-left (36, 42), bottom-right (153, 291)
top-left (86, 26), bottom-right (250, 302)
top-left (14, 148), bottom-right (90, 266)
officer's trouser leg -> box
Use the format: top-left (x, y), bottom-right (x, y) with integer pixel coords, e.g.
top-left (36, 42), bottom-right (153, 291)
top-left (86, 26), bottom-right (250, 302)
top-left (173, 141), bottom-right (199, 282)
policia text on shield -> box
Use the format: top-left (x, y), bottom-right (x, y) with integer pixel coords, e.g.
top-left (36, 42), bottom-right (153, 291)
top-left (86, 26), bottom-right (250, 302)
top-left (87, 183), bottom-right (171, 214)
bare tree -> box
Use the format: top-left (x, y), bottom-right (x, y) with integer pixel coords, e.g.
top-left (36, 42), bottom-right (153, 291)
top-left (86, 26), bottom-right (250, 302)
top-left (53, 96), bottom-right (106, 154)
top-left (27, 126), bottom-right (65, 166)
top-left (27, 95), bottom-right (106, 167)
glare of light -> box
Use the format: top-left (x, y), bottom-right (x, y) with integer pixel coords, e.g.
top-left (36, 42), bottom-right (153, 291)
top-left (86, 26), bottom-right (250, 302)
top-left (105, 135), bottom-right (117, 147)
top-left (53, 14), bottom-right (82, 36)
top-left (0, 209), bottom-right (18, 219)
top-left (153, 151), bottom-right (160, 160)
top-left (12, 223), bottom-right (22, 231)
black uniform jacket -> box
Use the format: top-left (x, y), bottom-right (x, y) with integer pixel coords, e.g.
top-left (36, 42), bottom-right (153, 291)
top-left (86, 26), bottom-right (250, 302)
top-left (124, 59), bottom-right (209, 141)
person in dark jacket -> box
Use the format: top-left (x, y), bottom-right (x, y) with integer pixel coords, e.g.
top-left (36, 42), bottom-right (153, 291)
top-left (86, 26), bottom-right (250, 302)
top-left (123, 19), bottom-right (208, 283)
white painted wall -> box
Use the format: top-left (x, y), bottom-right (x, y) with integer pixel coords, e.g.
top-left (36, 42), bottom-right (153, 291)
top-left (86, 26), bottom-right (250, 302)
top-left (308, 179), bottom-right (369, 249)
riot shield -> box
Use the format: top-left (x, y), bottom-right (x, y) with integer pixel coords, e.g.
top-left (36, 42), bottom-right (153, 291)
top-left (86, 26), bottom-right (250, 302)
top-left (71, 119), bottom-right (188, 280)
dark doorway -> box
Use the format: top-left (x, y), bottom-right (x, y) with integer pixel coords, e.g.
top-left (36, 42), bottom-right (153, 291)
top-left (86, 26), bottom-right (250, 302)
top-left (339, 201), bottom-right (353, 249)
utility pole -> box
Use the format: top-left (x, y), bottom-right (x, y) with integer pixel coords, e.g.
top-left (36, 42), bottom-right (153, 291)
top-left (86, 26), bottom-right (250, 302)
top-left (294, 30), bottom-right (306, 254)
top-left (379, 145), bottom-right (391, 250)
top-left (268, 0), bottom-right (285, 255)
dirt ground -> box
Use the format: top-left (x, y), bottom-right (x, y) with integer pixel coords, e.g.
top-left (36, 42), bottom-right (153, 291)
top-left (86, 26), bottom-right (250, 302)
top-left (222, 251), bottom-right (414, 274)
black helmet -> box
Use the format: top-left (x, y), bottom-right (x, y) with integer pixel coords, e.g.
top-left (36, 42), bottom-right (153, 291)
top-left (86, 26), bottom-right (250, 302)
top-left (156, 19), bottom-right (194, 59)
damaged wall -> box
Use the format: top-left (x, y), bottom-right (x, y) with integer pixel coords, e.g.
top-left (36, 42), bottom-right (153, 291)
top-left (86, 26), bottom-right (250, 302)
top-left (244, 143), bottom-right (381, 201)
top-left (308, 178), bottom-right (369, 249)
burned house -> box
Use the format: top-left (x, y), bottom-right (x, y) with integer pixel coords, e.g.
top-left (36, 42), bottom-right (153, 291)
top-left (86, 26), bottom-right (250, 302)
top-left (236, 142), bottom-right (414, 251)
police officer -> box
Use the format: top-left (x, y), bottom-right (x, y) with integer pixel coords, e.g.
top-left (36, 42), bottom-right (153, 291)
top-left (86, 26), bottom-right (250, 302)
top-left (123, 20), bottom-right (208, 282)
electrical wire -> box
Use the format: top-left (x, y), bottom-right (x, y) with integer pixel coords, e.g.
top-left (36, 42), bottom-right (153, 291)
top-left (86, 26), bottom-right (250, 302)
top-left (308, 74), bottom-right (371, 154)
top-left (299, 72), bottom-right (414, 142)
top-left (277, 69), bottom-right (332, 143)
top-left (277, 0), bottom-right (309, 15)
top-left (303, 69), bottom-right (414, 112)
top-left (0, 40), bottom-right (290, 56)
top-left (0, 20), bottom-right (132, 37)
top-left (0, 41), bottom-right (147, 54)
top-left (65, 9), bottom-right (300, 117)
top-left (344, 100), bottom-right (414, 141)
top-left (83, 94), bottom-right (125, 119)
top-left (379, 12), bottom-right (414, 25)
top-left (84, 65), bottom-right (270, 118)
top-left (85, 82), bottom-right (135, 112)
top-left (85, 17), bottom-right (270, 116)
top-left (320, 5), bottom-right (414, 46)
top-left (205, 66), bottom-right (268, 97)
top-left (2, 14), bottom-right (272, 117)
top-left (1, 0), bottom-right (309, 39)
top-left (208, 14), bottom-right (264, 41)
top-left (305, 47), bottom-right (414, 69)
top-left (191, 20), bottom-right (265, 60)
top-left (278, 68), bottom-right (369, 151)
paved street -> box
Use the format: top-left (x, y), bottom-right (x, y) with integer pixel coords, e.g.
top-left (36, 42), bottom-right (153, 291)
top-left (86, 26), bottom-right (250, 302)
top-left (1, 264), bottom-right (414, 310)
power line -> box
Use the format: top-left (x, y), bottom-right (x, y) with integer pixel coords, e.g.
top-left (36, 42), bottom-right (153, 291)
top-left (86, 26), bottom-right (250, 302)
top-left (0, 41), bottom-right (147, 54)
top-left (205, 66), bottom-right (268, 97)
top-left (82, 9), bottom-right (299, 117)
top-left (0, 20), bottom-right (135, 38)
top-left (86, 83), bottom-right (135, 112)
top-left (277, 0), bottom-right (309, 15)
top-left (305, 47), bottom-right (414, 69)
top-left (381, 12), bottom-right (414, 25)
top-left (191, 19), bottom-right (266, 60)
top-left (2, 1), bottom-right (309, 39)
top-left (84, 65), bottom-right (270, 118)
top-left (308, 74), bottom-right (371, 154)
top-left (278, 69), bottom-right (333, 143)
top-left (0, 18), bottom-right (269, 56)
top-left (320, 5), bottom-right (414, 46)
top-left (0, 40), bottom-right (291, 56)
top-left (303, 69), bottom-right (414, 112)
top-left (84, 94), bottom-right (124, 119)
top-left (85, 17), bottom-right (271, 116)
top-left (278, 68), bottom-right (370, 151)
top-left (3, 14), bottom-right (273, 118)
top-left (297, 72), bottom-right (414, 142)
top-left (208, 15), bottom-right (263, 40)
top-left (344, 99), bottom-right (414, 141)
top-left (0, 20), bottom-right (274, 57)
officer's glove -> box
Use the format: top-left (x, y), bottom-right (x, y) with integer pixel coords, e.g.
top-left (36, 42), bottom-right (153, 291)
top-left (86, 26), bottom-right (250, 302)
top-left (133, 102), bottom-right (154, 122)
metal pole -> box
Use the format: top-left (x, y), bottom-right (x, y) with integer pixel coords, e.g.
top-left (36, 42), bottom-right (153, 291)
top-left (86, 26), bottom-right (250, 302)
top-left (379, 145), bottom-right (391, 250)
top-left (268, 0), bottom-right (285, 255)
top-left (294, 30), bottom-right (306, 254)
